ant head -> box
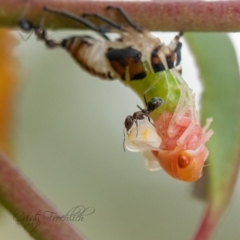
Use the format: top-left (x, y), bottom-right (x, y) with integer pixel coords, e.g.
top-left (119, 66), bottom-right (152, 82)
top-left (18, 18), bottom-right (34, 32)
top-left (124, 115), bottom-right (133, 132)
top-left (147, 97), bottom-right (163, 112)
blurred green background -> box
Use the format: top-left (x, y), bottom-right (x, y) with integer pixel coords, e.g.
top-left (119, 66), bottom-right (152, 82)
top-left (1, 31), bottom-right (240, 240)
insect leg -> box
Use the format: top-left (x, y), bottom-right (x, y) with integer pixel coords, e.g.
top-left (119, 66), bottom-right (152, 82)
top-left (18, 0), bottom-right (35, 40)
top-left (106, 6), bottom-right (143, 31)
top-left (20, 0), bottom-right (30, 18)
top-left (169, 32), bottom-right (184, 73)
top-left (43, 6), bottom-right (110, 40)
top-left (175, 32), bottom-right (183, 66)
top-left (178, 31), bottom-right (184, 38)
top-left (123, 127), bottom-right (126, 152)
top-left (19, 18), bottom-right (60, 48)
top-left (135, 119), bottom-right (139, 137)
top-left (147, 116), bottom-right (158, 129)
top-left (123, 138), bottom-right (126, 152)
top-left (143, 94), bottom-right (148, 107)
top-left (18, 3), bottom-right (59, 47)
top-left (82, 13), bottom-right (124, 30)
top-left (175, 42), bottom-right (182, 66)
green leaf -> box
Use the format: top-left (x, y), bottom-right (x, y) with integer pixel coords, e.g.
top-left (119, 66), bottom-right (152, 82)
top-left (185, 33), bottom-right (240, 239)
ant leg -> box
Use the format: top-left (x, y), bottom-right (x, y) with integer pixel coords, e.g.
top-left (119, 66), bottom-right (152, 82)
top-left (123, 127), bottom-right (126, 152)
top-left (143, 94), bottom-right (148, 107)
top-left (43, 6), bottom-right (110, 40)
top-left (135, 119), bottom-right (139, 137)
top-left (82, 13), bottom-right (124, 30)
top-left (123, 138), bottom-right (126, 152)
top-left (147, 116), bottom-right (161, 132)
top-left (147, 116), bottom-right (157, 128)
top-left (106, 6), bottom-right (143, 31)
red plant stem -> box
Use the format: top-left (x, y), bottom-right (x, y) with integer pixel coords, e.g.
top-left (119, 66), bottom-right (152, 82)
top-left (192, 205), bottom-right (221, 240)
top-left (0, 150), bottom-right (87, 240)
top-left (2, 0), bottom-right (240, 31)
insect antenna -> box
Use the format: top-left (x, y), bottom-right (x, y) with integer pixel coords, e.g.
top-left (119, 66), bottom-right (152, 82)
top-left (106, 6), bottom-right (143, 32)
top-left (143, 94), bottom-right (148, 107)
top-left (136, 105), bottom-right (144, 111)
top-left (43, 6), bottom-right (110, 40)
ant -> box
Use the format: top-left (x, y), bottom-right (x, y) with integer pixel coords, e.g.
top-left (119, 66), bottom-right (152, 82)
top-left (123, 96), bottom-right (163, 151)
top-left (18, 18), bottom-right (45, 40)
top-left (18, 18), bottom-right (59, 48)
top-left (124, 96), bottom-right (163, 133)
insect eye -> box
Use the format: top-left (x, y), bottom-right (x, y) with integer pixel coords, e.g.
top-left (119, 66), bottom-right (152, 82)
top-left (178, 154), bottom-right (190, 168)
top-left (124, 115), bottom-right (133, 131)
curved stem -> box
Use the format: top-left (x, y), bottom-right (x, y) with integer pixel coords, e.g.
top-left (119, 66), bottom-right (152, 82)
top-left (192, 205), bottom-right (221, 240)
top-left (0, 150), bottom-right (87, 240)
top-left (2, 0), bottom-right (240, 31)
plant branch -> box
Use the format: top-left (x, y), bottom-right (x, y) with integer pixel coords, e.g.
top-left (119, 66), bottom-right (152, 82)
top-left (192, 205), bottom-right (222, 240)
top-left (2, 0), bottom-right (240, 31)
top-left (0, 150), bottom-right (87, 240)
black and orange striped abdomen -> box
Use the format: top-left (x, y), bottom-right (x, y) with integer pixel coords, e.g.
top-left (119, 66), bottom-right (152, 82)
top-left (61, 36), bottom-right (117, 80)
top-left (106, 47), bottom-right (147, 81)
top-left (61, 36), bottom-right (148, 81)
